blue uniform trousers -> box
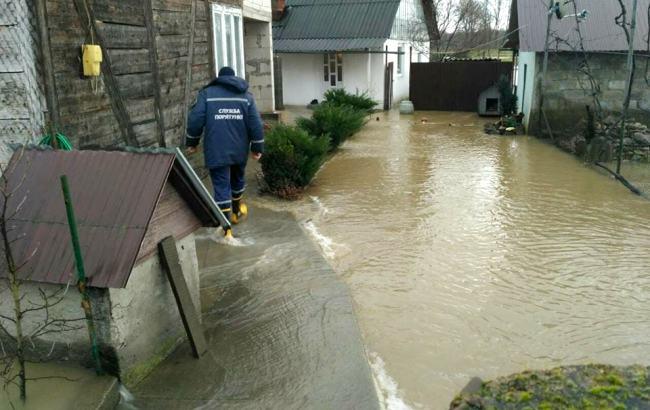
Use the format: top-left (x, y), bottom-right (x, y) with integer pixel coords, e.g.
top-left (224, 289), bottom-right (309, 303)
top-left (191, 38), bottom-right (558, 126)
top-left (209, 164), bottom-right (246, 219)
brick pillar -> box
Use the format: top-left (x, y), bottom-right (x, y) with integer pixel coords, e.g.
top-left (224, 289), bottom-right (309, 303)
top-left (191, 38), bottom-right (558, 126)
top-left (244, 20), bottom-right (275, 112)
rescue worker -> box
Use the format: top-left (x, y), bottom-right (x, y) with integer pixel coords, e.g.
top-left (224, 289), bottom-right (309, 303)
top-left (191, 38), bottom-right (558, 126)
top-left (186, 66), bottom-right (264, 238)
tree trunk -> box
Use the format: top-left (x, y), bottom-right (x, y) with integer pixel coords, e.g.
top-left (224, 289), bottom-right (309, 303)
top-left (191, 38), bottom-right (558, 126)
top-left (2, 194), bottom-right (27, 400)
top-left (9, 272), bottom-right (26, 400)
top-left (420, 0), bottom-right (441, 57)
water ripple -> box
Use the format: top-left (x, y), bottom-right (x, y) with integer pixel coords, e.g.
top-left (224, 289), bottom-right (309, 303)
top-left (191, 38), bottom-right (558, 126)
top-left (302, 111), bottom-right (650, 409)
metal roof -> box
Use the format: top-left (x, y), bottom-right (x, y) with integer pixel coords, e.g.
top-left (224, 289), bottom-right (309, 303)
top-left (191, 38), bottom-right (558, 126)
top-left (274, 38), bottom-right (386, 52)
top-left (507, 0), bottom-right (650, 52)
top-left (273, 0), bottom-right (400, 52)
top-left (0, 148), bottom-right (226, 288)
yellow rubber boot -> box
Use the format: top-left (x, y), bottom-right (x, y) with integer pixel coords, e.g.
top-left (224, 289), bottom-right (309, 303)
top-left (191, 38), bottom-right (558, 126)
top-left (231, 203), bottom-right (248, 225)
top-left (224, 228), bottom-right (233, 239)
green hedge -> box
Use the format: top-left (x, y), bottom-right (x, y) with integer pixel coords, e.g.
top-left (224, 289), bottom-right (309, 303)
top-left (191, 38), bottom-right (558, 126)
top-left (261, 89), bottom-right (372, 199)
top-left (260, 124), bottom-right (329, 198)
top-left (296, 103), bottom-right (366, 150)
top-left (323, 89), bottom-right (377, 112)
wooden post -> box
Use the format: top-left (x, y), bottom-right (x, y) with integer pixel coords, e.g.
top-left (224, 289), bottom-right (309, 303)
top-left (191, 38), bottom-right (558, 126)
top-left (617, 0), bottom-right (639, 174)
top-left (182, 0), bottom-right (198, 147)
top-left (273, 55), bottom-right (284, 110)
top-left (144, 0), bottom-right (167, 148)
top-left (35, 0), bottom-right (61, 137)
top-left (60, 175), bottom-right (103, 375)
top-left (158, 236), bottom-right (207, 358)
top-left (536, 0), bottom-right (554, 136)
top-left (72, 0), bottom-right (139, 147)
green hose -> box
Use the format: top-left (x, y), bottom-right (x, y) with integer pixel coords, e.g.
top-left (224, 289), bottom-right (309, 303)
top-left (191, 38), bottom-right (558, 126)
top-left (39, 133), bottom-right (74, 150)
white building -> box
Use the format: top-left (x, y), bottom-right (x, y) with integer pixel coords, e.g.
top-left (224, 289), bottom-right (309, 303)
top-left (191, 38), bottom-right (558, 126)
top-left (272, 0), bottom-right (428, 109)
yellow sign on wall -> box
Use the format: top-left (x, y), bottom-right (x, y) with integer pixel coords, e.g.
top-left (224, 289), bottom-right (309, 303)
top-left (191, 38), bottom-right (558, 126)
top-left (82, 44), bottom-right (102, 77)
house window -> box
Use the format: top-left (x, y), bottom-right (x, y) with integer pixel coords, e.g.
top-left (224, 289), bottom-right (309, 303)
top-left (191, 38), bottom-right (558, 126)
top-left (212, 4), bottom-right (245, 78)
top-left (323, 53), bottom-right (343, 86)
top-left (397, 46), bottom-right (404, 74)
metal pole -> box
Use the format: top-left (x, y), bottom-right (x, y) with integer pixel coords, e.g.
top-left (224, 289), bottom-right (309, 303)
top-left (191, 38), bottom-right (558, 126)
top-left (60, 175), bottom-right (103, 375)
top-left (617, 0), bottom-right (639, 174)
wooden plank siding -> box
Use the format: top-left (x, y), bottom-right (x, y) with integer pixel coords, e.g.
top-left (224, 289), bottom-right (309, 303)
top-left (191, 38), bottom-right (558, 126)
top-left (43, 0), bottom-right (213, 148)
top-left (137, 182), bottom-right (202, 261)
top-left (0, 0), bottom-right (46, 157)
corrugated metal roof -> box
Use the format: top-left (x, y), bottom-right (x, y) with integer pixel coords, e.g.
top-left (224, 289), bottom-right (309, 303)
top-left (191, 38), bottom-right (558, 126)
top-left (509, 0), bottom-right (650, 52)
top-left (0, 148), bottom-right (223, 289)
top-left (273, 0), bottom-right (400, 52)
top-left (274, 38), bottom-right (386, 52)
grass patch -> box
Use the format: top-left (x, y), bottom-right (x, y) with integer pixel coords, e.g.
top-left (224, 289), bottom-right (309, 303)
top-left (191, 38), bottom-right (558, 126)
top-left (450, 364), bottom-right (650, 410)
top-left (123, 336), bottom-right (180, 388)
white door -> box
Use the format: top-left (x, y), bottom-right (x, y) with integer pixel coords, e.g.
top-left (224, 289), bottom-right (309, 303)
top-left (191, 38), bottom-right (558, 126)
top-left (322, 53), bottom-right (343, 90)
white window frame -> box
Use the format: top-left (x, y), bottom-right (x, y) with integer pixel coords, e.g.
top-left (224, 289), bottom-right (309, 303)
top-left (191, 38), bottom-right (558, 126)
top-left (211, 4), bottom-right (245, 78)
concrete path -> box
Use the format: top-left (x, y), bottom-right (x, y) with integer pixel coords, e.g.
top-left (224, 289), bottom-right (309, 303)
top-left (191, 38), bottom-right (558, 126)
top-left (130, 206), bottom-right (379, 409)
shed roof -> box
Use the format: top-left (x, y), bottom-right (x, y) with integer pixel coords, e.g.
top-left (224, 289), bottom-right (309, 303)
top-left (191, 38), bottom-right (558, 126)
top-left (272, 0), bottom-right (400, 52)
top-left (0, 148), bottom-right (225, 289)
top-left (506, 0), bottom-right (650, 52)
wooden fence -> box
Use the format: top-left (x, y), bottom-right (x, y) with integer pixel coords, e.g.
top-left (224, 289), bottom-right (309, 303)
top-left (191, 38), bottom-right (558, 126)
top-left (409, 60), bottom-right (513, 111)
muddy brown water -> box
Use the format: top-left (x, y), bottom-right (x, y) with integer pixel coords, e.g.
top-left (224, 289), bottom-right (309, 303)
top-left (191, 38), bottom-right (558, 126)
top-left (279, 110), bottom-right (650, 409)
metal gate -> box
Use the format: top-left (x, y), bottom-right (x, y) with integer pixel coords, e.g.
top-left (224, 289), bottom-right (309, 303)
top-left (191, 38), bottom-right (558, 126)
top-left (409, 60), bottom-right (513, 111)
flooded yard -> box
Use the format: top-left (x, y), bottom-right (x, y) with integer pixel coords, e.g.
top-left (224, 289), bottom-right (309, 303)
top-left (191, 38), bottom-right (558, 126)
top-left (125, 110), bottom-right (649, 410)
top-left (290, 110), bottom-right (650, 408)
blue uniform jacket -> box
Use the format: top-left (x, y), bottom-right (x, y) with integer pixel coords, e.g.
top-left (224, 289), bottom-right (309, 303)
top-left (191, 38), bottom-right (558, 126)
top-left (186, 76), bottom-right (264, 168)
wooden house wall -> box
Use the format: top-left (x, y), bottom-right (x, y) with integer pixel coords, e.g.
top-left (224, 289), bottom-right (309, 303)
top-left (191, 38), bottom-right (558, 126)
top-left (44, 0), bottom-right (219, 149)
top-left (0, 0), bottom-right (46, 163)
